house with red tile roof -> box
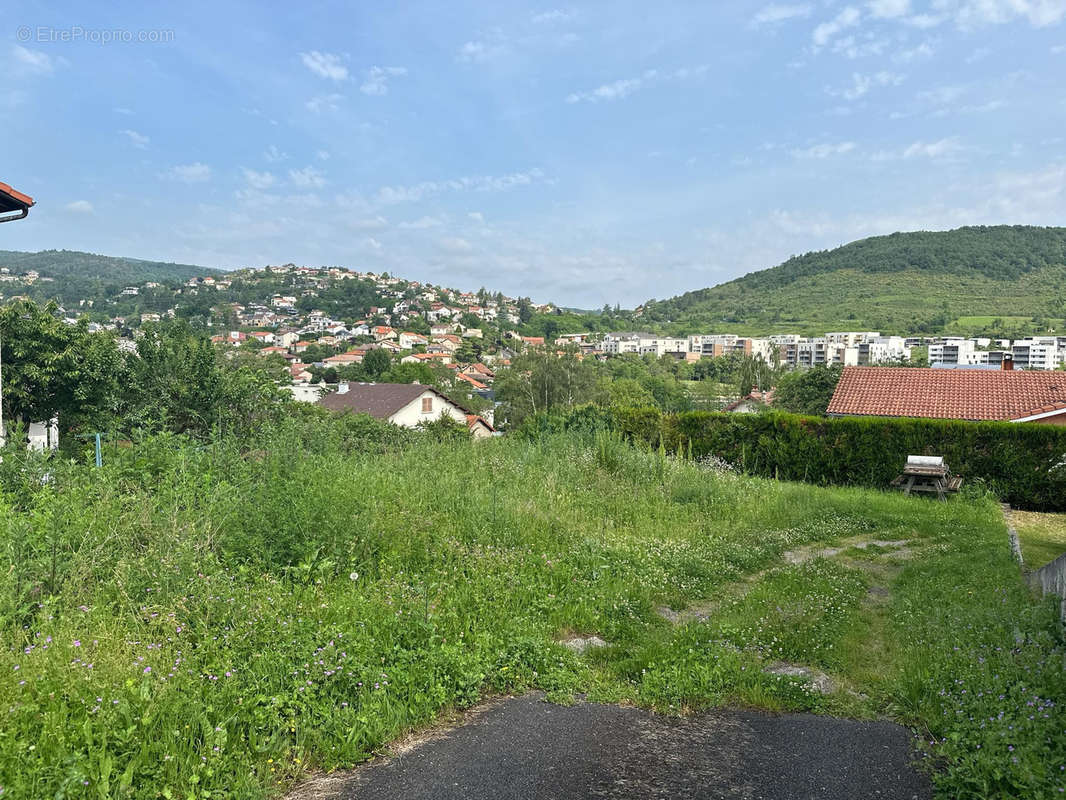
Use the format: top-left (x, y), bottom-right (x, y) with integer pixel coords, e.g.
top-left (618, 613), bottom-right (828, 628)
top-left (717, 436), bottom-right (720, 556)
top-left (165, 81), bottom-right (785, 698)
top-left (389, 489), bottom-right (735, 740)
top-left (400, 352), bottom-right (453, 365)
top-left (323, 352), bottom-right (362, 367)
top-left (456, 372), bottom-right (487, 390)
top-left (290, 363), bottom-right (312, 383)
top-left (465, 414), bottom-right (495, 438)
top-left (827, 366), bottom-right (1066, 424)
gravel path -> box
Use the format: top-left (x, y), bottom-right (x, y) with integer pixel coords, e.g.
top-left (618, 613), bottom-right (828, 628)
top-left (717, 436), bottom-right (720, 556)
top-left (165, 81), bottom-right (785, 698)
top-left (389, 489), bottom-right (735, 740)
top-left (291, 694), bottom-right (931, 800)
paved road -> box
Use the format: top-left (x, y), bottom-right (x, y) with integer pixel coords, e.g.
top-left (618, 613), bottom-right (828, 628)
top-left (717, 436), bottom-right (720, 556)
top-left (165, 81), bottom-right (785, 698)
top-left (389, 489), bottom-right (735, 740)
top-left (296, 694), bottom-right (932, 800)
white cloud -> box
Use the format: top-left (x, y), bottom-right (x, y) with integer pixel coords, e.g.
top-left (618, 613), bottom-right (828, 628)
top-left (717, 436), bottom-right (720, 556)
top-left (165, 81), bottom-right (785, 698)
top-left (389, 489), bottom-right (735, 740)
top-left (264, 145), bottom-right (287, 162)
top-left (317, 150), bottom-right (331, 161)
top-left (934, 0), bottom-right (1066, 28)
top-left (918, 85), bottom-right (966, 105)
top-left (11, 45), bottom-right (59, 75)
top-left (566, 66), bottom-right (706, 103)
top-left (374, 168), bottom-right (547, 205)
top-left (792, 141), bottom-right (857, 158)
top-left (830, 70), bottom-right (905, 99)
top-left (163, 163), bottom-right (212, 183)
top-left (904, 13), bottom-right (947, 27)
top-left (242, 168), bottom-right (276, 189)
top-left (751, 4), bottom-right (813, 25)
top-left (456, 40), bottom-right (509, 63)
top-left (567, 74), bottom-right (649, 103)
top-left (960, 99), bottom-right (1005, 112)
top-left (350, 216), bottom-right (389, 230)
top-left (360, 66), bottom-right (407, 96)
top-left (1052, 43), bottom-right (1066, 52)
top-left (468, 211), bottom-right (485, 222)
top-left (868, 0), bottom-right (911, 18)
top-left (894, 40), bottom-right (936, 62)
top-left (439, 236), bottom-right (474, 253)
top-left (300, 51), bottom-right (349, 81)
top-left (903, 137), bottom-right (963, 158)
top-left (120, 129), bottom-right (149, 149)
top-left (65, 200), bottom-right (94, 214)
top-left (289, 166), bottom-right (326, 188)
top-left (532, 9), bottom-right (573, 23)
top-left (306, 93), bottom-right (343, 113)
top-left (833, 35), bottom-right (890, 57)
top-left (812, 6), bottom-right (862, 48)
top-left (398, 215), bottom-right (444, 229)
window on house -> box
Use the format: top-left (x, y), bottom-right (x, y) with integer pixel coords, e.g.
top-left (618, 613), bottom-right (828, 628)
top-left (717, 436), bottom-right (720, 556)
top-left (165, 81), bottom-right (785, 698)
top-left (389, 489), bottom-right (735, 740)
top-left (422, 397), bottom-right (433, 413)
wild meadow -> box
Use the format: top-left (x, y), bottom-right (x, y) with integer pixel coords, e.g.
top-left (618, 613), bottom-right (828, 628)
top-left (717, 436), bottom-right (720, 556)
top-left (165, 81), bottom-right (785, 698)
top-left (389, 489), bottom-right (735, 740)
top-left (0, 416), bottom-right (1063, 799)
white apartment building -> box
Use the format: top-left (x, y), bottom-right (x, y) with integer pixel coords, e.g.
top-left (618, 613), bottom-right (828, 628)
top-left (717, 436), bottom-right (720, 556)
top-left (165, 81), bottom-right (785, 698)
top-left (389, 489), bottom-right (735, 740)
top-left (602, 332), bottom-right (656, 355)
top-left (781, 338), bottom-right (858, 368)
top-left (929, 338), bottom-right (983, 366)
top-left (639, 337), bottom-right (690, 357)
top-left (825, 331), bottom-right (881, 347)
top-left (1012, 339), bottom-right (1064, 370)
top-left (857, 336), bottom-right (911, 365)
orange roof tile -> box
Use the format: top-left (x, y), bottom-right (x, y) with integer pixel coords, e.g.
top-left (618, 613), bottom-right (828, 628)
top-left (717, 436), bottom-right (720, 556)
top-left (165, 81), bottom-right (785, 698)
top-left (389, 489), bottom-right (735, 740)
top-left (0, 181), bottom-right (34, 212)
top-left (827, 367), bottom-right (1066, 422)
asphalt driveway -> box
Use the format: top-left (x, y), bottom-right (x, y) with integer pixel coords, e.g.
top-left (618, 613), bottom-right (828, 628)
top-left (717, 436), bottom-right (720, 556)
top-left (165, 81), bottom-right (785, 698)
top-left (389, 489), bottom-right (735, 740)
top-left (291, 694), bottom-right (931, 800)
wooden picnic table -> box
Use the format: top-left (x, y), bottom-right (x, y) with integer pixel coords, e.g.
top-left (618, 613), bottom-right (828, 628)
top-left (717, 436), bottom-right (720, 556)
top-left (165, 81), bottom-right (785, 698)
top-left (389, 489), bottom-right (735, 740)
top-left (890, 456), bottom-right (962, 500)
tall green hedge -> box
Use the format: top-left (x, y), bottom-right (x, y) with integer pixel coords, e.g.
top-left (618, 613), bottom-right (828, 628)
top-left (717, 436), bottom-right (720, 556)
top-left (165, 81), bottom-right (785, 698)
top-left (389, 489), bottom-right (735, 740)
top-left (609, 408), bottom-right (1066, 511)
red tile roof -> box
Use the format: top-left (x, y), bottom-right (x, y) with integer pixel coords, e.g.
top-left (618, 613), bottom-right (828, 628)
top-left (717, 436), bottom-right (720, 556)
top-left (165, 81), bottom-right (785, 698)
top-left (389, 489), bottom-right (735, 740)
top-left (827, 367), bottom-right (1066, 422)
top-left (465, 413), bottom-right (495, 432)
top-left (456, 372), bottom-right (487, 389)
top-left (0, 182), bottom-right (34, 213)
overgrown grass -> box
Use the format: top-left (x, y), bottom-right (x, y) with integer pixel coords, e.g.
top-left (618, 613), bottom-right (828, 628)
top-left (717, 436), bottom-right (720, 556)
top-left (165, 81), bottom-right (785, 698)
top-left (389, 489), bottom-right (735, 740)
top-left (0, 420), bottom-right (1062, 799)
top-left (1013, 510), bottom-right (1066, 568)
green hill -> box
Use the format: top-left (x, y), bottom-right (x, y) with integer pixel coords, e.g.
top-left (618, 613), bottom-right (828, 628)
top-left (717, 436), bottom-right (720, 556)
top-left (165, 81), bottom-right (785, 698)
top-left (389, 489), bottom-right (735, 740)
top-left (642, 226), bottom-right (1066, 338)
top-left (0, 249), bottom-right (220, 305)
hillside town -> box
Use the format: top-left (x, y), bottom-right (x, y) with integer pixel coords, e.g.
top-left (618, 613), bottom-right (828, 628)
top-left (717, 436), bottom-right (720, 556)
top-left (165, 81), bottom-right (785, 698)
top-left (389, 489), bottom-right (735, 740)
top-left (4, 262), bottom-right (1060, 388)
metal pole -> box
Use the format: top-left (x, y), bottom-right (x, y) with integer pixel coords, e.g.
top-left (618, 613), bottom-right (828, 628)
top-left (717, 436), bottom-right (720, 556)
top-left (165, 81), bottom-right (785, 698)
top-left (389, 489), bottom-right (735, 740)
top-left (94, 432), bottom-right (102, 468)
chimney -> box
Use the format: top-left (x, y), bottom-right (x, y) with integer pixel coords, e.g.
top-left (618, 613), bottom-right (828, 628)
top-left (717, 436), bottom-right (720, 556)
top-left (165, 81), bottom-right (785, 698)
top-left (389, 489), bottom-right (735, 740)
top-left (1001, 355), bottom-right (1014, 371)
top-left (337, 381), bottom-right (350, 394)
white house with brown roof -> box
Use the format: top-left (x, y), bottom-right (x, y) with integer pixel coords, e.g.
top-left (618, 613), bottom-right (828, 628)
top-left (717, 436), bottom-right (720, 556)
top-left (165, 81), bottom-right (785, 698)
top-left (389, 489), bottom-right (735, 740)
top-left (317, 382), bottom-right (493, 436)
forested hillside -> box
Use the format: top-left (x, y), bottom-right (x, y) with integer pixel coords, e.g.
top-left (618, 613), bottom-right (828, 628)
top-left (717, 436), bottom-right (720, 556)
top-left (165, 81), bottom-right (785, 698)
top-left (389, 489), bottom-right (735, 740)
top-left (642, 226), bottom-right (1066, 337)
top-left (0, 249), bottom-right (220, 304)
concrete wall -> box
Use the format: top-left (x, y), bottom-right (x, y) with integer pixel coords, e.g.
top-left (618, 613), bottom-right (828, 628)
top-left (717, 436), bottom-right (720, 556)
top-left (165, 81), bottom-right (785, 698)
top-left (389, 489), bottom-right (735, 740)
top-left (1029, 552), bottom-right (1066, 620)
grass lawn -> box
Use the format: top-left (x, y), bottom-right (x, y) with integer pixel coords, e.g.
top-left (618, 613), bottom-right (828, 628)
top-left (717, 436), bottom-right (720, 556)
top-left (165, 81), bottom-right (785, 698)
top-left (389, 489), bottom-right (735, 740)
top-left (1, 422), bottom-right (1063, 799)
top-left (1012, 510), bottom-right (1066, 568)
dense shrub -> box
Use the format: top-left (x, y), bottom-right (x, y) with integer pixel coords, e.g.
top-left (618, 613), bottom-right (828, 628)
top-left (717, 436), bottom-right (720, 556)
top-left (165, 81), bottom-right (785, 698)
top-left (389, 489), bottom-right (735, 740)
top-left (610, 408), bottom-right (1066, 511)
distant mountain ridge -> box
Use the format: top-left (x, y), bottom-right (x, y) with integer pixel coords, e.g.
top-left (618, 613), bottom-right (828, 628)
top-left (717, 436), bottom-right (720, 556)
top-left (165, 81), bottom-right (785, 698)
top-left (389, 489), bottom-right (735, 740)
top-left (642, 226), bottom-right (1066, 337)
top-left (0, 249), bottom-right (219, 285)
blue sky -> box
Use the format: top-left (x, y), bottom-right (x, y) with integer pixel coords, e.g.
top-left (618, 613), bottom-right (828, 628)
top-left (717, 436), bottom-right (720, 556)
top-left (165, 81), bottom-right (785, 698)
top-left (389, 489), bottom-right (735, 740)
top-left (2, 1), bottom-right (1065, 307)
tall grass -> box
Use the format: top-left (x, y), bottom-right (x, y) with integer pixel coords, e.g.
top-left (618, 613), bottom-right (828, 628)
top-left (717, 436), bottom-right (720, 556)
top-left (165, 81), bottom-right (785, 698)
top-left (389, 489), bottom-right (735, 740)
top-left (0, 420), bottom-right (1062, 798)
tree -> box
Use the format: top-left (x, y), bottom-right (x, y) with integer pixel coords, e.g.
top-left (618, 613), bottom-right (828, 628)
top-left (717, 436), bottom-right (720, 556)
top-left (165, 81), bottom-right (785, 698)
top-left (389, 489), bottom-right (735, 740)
top-left (772, 366), bottom-right (842, 416)
top-left (736, 355), bottom-right (775, 397)
top-left (517, 297), bottom-right (533, 324)
top-left (363, 348), bottom-right (392, 379)
top-left (0, 299), bottom-right (122, 434)
top-left (119, 322), bottom-right (284, 437)
top-left (604, 378), bottom-right (656, 409)
top-left (494, 346), bottom-right (596, 427)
